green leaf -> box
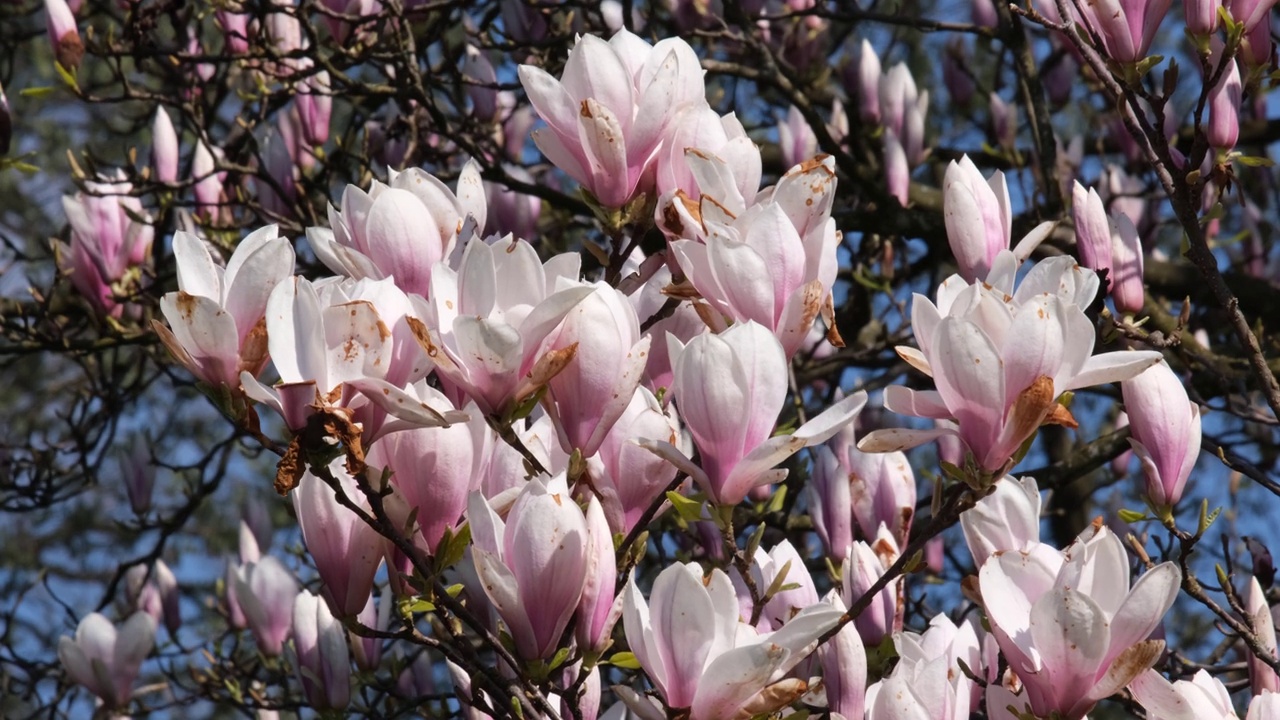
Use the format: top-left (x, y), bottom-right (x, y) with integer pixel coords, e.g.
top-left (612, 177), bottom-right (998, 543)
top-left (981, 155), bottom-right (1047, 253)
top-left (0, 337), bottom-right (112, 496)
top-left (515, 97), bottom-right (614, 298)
top-left (1117, 508), bottom-right (1149, 523)
top-left (764, 485), bottom-right (788, 514)
top-left (405, 597), bottom-right (436, 614)
top-left (607, 651), bottom-right (641, 669)
top-left (546, 645), bottom-right (572, 672)
top-left (19, 86), bottom-right (55, 98)
top-left (667, 490), bottom-right (704, 523)
top-left (54, 61), bottom-right (79, 91)
top-left (1236, 154), bottom-right (1275, 168)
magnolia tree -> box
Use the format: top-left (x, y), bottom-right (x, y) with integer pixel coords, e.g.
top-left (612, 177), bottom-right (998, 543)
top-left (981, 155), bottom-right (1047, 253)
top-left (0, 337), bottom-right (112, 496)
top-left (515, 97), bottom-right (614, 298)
top-left (3, 0), bottom-right (1280, 718)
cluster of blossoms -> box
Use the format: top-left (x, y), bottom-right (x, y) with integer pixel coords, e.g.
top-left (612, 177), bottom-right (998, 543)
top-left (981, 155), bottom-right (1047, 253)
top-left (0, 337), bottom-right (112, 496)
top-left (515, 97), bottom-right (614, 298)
top-left (44, 8), bottom-right (1271, 719)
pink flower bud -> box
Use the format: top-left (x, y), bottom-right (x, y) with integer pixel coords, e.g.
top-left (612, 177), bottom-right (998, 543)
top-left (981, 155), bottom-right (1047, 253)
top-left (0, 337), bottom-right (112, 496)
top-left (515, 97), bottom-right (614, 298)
top-left (462, 45), bottom-right (498, 122)
top-left (233, 555), bottom-right (298, 656)
top-left (843, 526), bottom-right (901, 645)
top-left (293, 460), bottom-right (385, 616)
top-left (292, 590), bottom-right (351, 710)
top-left (1076, 0), bottom-right (1172, 63)
top-left (845, 39), bottom-right (882, 124)
top-left (45, 0), bottom-right (83, 71)
top-left (119, 435), bottom-right (155, 515)
top-left (1121, 361), bottom-right (1201, 509)
top-left (296, 70), bottom-right (331, 147)
top-left (1207, 41), bottom-right (1243, 151)
top-left (576, 497), bottom-right (619, 653)
top-left (151, 107), bottom-right (179, 185)
top-left (217, 10), bottom-right (249, 54)
top-left (1185, 0), bottom-right (1222, 35)
top-left (884, 129), bottom-right (909, 206)
top-left (58, 612), bottom-right (155, 708)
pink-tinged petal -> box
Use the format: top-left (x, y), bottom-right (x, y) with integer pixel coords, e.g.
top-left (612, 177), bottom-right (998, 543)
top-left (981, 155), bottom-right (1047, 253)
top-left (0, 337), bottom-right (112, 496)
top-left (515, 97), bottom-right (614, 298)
top-left (172, 231), bottom-right (222, 299)
top-left (1129, 670), bottom-right (1199, 720)
top-left (517, 64), bottom-right (580, 139)
top-left (670, 334), bottom-right (750, 478)
top-left (1105, 562), bottom-right (1180, 662)
top-left (704, 235), bottom-right (776, 326)
top-left (1011, 221), bottom-right (1055, 263)
top-left (455, 238), bottom-right (497, 318)
top-left (961, 475), bottom-right (1041, 562)
top-left (1027, 587), bottom-right (1110, 710)
top-left (456, 159), bottom-right (487, 238)
top-left (978, 545), bottom-right (1063, 671)
top-left (857, 427), bottom-right (955, 453)
top-left (615, 685), bottom-right (670, 720)
top-left (630, 47), bottom-right (682, 166)
top-left (266, 277), bottom-right (326, 384)
top-left (932, 317), bottom-right (1004, 452)
top-left (578, 99), bottom-right (631, 207)
top-left (322, 300), bottom-right (390, 386)
top-left (719, 322), bottom-right (789, 450)
top-left (689, 644), bottom-right (785, 720)
top-left (669, 240), bottom-right (735, 321)
top-left (562, 35), bottom-right (635, 131)
top-left (635, 438), bottom-right (712, 497)
top-left (1001, 294), bottom-right (1066, 406)
top-left (686, 149), bottom-right (745, 215)
top-left (307, 226), bottom-right (381, 280)
top-left (1109, 212), bottom-right (1145, 314)
top-left (793, 390), bottom-right (868, 445)
top-left (223, 230), bottom-right (295, 348)
top-left (471, 547), bottom-right (536, 657)
top-left (986, 684), bottom-right (1031, 720)
top-left (159, 292), bottom-right (241, 387)
top-left (389, 168), bottom-right (462, 249)
top-left (532, 128), bottom-right (593, 192)
top-left (1065, 350), bottom-right (1163, 390)
top-left (883, 386), bottom-right (952, 419)
top-left (348, 377), bottom-right (469, 429)
top-left (364, 188), bottom-right (441, 296)
top-left (650, 563), bottom-right (720, 708)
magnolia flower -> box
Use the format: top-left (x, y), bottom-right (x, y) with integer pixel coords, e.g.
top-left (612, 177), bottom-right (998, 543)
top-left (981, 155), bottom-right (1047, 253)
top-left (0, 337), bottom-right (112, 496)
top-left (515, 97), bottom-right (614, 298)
top-left (468, 474), bottom-right (589, 661)
top-left (655, 103), bottom-right (760, 202)
top-left (645, 321), bottom-right (866, 505)
top-left (307, 161), bottom-right (486, 297)
top-left (978, 524), bottom-right (1180, 720)
top-left (661, 156), bottom-right (842, 357)
top-left (292, 590), bottom-right (351, 710)
top-left (1207, 40), bottom-right (1243, 151)
top-left (1130, 669), bottom-right (1239, 720)
top-left (732, 540), bottom-right (820, 632)
top-left (119, 434), bottom-right (156, 516)
top-left (156, 227), bottom-right (294, 390)
top-left (58, 175), bottom-right (155, 317)
top-left (866, 646), bottom-right (970, 720)
top-left (942, 155), bottom-right (1052, 283)
top-left (896, 614), bottom-right (998, 713)
top-left (412, 235), bottom-right (593, 416)
top-left (518, 29), bottom-right (704, 208)
top-left (233, 555), bottom-right (299, 656)
top-left (1121, 361), bottom-right (1201, 509)
top-left (810, 409), bottom-right (915, 556)
top-left (1247, 576), bottom-right (1280, 695)
top-left (860, 257), bottom-right (1162, 475)
top-left (542, 281), bottom-right (651, 457)
top-left (292, 459), bottom-right (385, 616)
top-left (1072, 181), bottom-right (1145, 314)
top-left (621, 561), bottom-right (842, 719)
top-left (152, 107), bottom-right (179, 184)
top-left (485, 167), bottom-right (541, 241)
top-left (587, 385), bottom-right (686, 533)
top-left (45, 0), bottom-right (82, 70)
top-left (1077, 0), bottom-right (1172, 63)
top-left (58, 612), bottom-right (156, 708)
top-left (960, 474), bottom-right (1041, 565)
top-left (879, 62), bottom-right (928, 165)
top-left (843, 525), bottom-right (901, 644)
top-left (1249, 691), bottom-right (1280, 720)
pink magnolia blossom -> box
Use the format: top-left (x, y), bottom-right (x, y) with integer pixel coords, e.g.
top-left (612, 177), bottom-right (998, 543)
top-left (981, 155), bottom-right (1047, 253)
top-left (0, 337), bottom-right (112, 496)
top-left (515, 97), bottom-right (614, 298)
top-left (462, 45), bottom-right (498, 122)
top-left (1185, 0), bottom-right (1222, 35)
top-left (895, 614), bottom-right (999, 713)
top-left (295, 69), bottom-right (332, 147)
top-left (192, 139), bottom-right (227, 221)
top-left (879, 63), bottom-right (928, 165)
top-left (367, 395), bottom-right (487, 554)
top-left (413, 235), bottom-right (593, 416)
top-left (307, 160), bottom-right (486, 297)
top-left (576, 496), bottom-right (620, 654)
top-left (58, 612), bottom-right (155, 708)
top-left (467, 474), bottom-right (589, 661)
top-left (58, 175), bottom-right (155, 317)
top-left (156, 227), bottom-right (294, 390)
top-left (151, 107), bottom-right (179, 184)
top-left (1247, 576), bottom-right (1280, 695)
top-left (978, 524), bottom-right (1180, 720)
top-left (217, 9), bottom-right (250, 53)
top-left (587, 385), bottom-right (686, 533)
top-left (543, 281), bottom-right (651, 456)
top-left (620, 561), bottom-right (841, 719)
top-left (655, 103), bottom-right (760, 202)
top-left (845, 39), bottom-right (882, 124)
top-left (1130, 668), bottom-right (1239, 720)
top-left (518, 30), bottom-right (704, 208)
top-left (942, 155), bottom-right (1051, 283)
top-left (961, 475), bottom-right (1041, 565)
top-left (1077, 0), bottom-right (1172, 63)
top-left (820, 592), bottom-right (867, 720)
top-left (661, 157), bottom-right (841, 357)
top-left (810, 406), bottom-right (916, 558)
top-left (859, 257), bottom-right (1162, 474)
top-left (1207, 41), bottom-right (1243, 151)
top-left (292, 459), bottom-right (385, 616)
top-left (865, 643), bottom-right (970, 720)
top-left (731, 539), bottom-right (820, 632)
top-left (1121, 361), bottom-right (1201, 509)
top-left (843, 525), bottom-right (901, 644)
top-left (1072, 181), bottom-right (1146, 314)
top-left (45, 0), bottom-right (82, 70)
top-left (351, 586), bottom-right (391, 671)
top-left (232, 555), bottom-right (298, 656)
top-left (241, 277), bottom-right (460, 435)
top-left (778, 105), bottom-right (818, 171)
top-left (291, 589), bottom-right (351, 710)
top-left (645, 321), bottom-right (866, 505)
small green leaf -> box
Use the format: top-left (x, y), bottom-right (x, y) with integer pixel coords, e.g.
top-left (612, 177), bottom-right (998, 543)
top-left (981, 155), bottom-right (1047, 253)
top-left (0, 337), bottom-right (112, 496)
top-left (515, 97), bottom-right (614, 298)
top-left (667, 491), bottom-right (704, 523)
top-left (19, 86), bottom-right (55, 98)
top-left (1118, 508), bottom-right (1149, 523)
top-left (764, 485), bottom-right (788, 514)
top-left (607, 651), bottom-right (641, 669)
top-left (546, 646), bottom-right (572, 672)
